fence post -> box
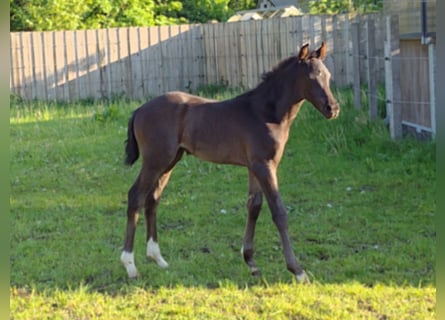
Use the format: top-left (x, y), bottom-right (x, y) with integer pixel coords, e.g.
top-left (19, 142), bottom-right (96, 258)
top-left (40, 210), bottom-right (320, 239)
top-left (344, 14), bottom-right (353, 86)
top-left (384, 15), bottom-right (402, 140)
top-left (351, 22), bottom-right (361, 109)
top-left (384, 41), bottom-right (393, 129)
top-left (364, 19), bottom-right (378, 120)
top-left (428, 43), bottom-right (436, 137)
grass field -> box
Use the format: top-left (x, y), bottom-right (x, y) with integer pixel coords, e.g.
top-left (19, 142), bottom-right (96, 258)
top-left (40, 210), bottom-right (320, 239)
top-left (10, 87), bottom-right (436, 319)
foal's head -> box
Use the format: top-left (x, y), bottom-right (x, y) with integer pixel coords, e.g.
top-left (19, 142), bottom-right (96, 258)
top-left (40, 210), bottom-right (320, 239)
top-left (297, 42), bottom-right (340, 119)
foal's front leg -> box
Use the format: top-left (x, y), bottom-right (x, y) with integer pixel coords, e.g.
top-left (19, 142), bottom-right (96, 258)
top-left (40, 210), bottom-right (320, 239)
top-left (250, 162), bottom-right (309, 283)
top-left (241, 172), bottom-right (263, 276)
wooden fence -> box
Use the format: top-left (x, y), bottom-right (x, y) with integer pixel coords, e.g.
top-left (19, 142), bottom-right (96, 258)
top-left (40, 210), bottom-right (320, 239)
top-left (10, 25), bottom-right (204, 101)
top-left (10, 13), bottom-right (437, 139)
top-left (10, 14), bottom-right (388, 102)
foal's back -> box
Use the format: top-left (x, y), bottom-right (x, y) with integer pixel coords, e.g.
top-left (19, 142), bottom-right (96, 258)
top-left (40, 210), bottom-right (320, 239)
top-left (132, 91), bottom-right (213, 152)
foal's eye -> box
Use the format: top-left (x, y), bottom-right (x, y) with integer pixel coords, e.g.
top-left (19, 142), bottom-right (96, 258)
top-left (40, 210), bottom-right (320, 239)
top-left (311, 70), bottom-right (322, 79)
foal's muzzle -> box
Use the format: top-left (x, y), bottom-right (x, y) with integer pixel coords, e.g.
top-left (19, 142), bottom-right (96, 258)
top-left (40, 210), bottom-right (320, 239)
top-left (310, 96), bottom-right (340, 119)
top-left (326, 102), bottom-right (340, 119)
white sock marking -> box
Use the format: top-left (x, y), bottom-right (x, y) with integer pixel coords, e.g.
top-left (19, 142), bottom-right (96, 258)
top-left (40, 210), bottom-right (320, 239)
top-left (121, 251), bottom-right (138, 278)
top-left (147, 238), bottom-right (169, 268)
top-left (296, 271), bottom-right (310, 283)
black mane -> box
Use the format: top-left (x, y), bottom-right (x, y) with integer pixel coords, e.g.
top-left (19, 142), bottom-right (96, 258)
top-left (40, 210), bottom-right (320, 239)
top-left (260, 56), bottom-right (298, 83)
top-left (238, 56), bottom-right (299, 100)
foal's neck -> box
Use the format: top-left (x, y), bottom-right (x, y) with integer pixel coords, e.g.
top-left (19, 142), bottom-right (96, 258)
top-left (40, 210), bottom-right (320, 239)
top-left (251, 79), bottom-right (305, 127)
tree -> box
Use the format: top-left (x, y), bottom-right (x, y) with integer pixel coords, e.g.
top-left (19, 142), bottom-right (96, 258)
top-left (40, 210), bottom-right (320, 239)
top-left (178, 0), bottom-right (230, 24)
top-left (10, 0), bottom-right (256, 31)
top-left (10, 0), bottom-right (383, 32)
top-left (228, 0), bottom-right (257, 13)
top-left (308, 0), bottom-right (383, 14)
top-left (10, 0), bottom-right (185, 31)
top-left (10, 0), bottom-right (91, 31)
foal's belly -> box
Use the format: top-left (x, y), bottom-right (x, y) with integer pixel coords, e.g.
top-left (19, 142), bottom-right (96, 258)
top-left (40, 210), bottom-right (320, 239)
top-left (180, 121), bottom-right (247, 166)
top-left (192, 147), bottom-right (245, 166)
top-left (180, 134), bottom-right (247, 166)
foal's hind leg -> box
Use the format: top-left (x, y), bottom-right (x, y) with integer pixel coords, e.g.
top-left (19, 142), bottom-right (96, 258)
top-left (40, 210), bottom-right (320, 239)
top-left (121, 166), bottom-right (169, 278)
top-left (121, 176), bottom-right (144, 278)
top-left (241, 171), bottom-right (263, 276)
top-left (144, 170), bottom-right (172, 268)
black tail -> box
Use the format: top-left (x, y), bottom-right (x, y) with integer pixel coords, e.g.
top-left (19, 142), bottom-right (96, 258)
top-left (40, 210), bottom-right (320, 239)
top-left (125, 112), bottom-right (139, 166)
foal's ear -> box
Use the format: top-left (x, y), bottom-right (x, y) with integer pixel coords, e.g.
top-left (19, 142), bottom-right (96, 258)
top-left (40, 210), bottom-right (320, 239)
top-left (298, 43), bottom-right (310, 61)
top-left (314, 42), bottom-right (327, 61)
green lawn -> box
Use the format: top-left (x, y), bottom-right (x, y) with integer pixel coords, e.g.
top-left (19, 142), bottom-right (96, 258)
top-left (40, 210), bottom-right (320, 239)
top-left (10, 88), bottom-right (435, 319)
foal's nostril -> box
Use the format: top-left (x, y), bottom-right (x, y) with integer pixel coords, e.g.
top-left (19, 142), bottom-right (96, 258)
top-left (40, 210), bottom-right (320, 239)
top-left (327, 102), bottom-right (340, 118)
top-left (326, 104), bottom-right (334, 113)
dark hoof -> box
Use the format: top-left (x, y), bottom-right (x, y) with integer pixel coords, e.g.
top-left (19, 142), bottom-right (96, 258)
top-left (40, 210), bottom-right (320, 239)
top-left (251, 269), bottom-right (262, 277)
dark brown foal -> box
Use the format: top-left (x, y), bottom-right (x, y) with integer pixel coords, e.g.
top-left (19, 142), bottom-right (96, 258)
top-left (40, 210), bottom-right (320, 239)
top-left (121, 42), bottom-right (340, 282)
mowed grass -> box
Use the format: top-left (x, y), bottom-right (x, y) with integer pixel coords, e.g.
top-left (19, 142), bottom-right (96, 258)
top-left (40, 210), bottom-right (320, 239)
top-left (10, 88), bottom-right (435, 319)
